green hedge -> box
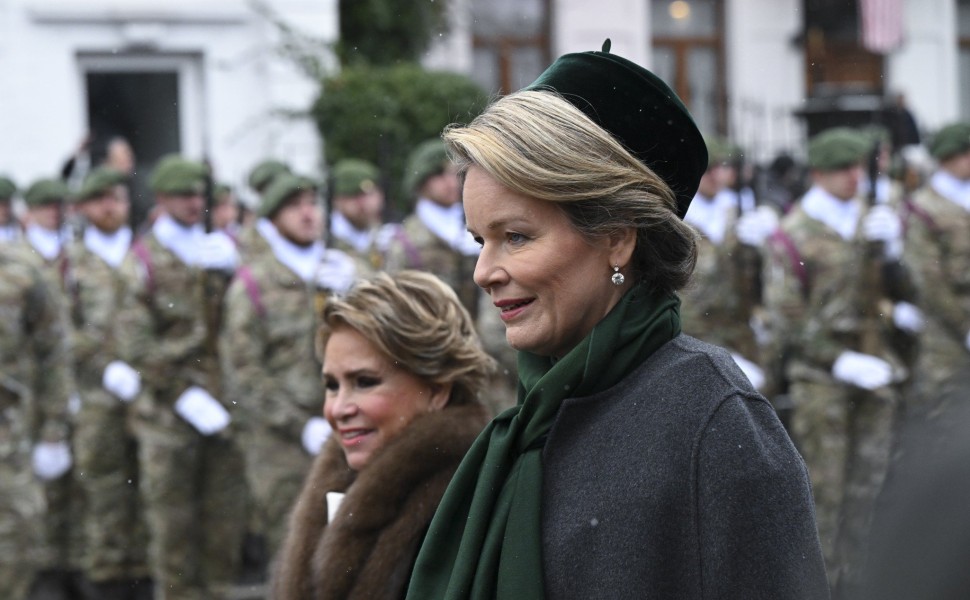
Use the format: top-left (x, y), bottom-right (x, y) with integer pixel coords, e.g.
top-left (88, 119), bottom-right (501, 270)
top-left (313, 62), bottom-right (490, 214)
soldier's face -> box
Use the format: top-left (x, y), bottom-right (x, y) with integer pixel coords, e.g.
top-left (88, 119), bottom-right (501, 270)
top-left (814, 165), bottom-right (862, 201)
top-left (272, 190), bottom-right (322, 246)
top-left (322, 324), bottom-right (449, 471)
top-left (212, 199), bottom-right (239, 231)
top-left (159, 192), bottom-right (205, 226)
top-left (942, 150), bottom-right (970, 181)
top-left (28, 204), bottom-right (61, 231)
top-left (420, 164), bottom-right (461, 207)
top-left (0, 200), bottom-right (11, 224)
top-left (81, 186), bottom-right (129, 233)
top-left (334, 189), bottom-right (383, 230)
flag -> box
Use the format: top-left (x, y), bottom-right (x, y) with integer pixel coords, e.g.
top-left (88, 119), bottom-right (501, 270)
top-left (859, 0), bottom-right (904, 54)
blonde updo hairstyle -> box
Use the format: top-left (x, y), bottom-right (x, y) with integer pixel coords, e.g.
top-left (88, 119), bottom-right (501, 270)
top-left (444, 90), bottom-right (698, 293)
top-left (316, 270), bottom-right (496, 407)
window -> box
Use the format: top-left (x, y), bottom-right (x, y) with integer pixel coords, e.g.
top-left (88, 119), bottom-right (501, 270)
top-left (469, 0), bottom-right (551, 95)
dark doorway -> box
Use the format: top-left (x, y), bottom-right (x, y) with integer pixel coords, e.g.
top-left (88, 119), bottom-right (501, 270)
top-left (85, 71), bottom-right (181, 230)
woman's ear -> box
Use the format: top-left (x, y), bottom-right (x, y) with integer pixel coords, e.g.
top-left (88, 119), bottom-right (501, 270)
top-left (608, 227), bottom-right (637, 268)
top-left (428, 382), bottom-right (453, 411)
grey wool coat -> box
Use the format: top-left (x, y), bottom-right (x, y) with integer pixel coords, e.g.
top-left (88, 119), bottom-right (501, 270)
top-left (541, 334), bottom-right (830, 600)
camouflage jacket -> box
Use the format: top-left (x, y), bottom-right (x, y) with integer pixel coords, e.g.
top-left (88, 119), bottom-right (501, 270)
top-left (219, 248), bottom-right (323, 439)
top-left (763, 202), bottom-right (903, 382)
top-left (0, 243), bottom-right (72, 444)
top-left (64, 235), bottom-right (128, 391)
top-left (116, 232), bottom-right (214, 403)
top-left (902, 183), bottom-right (970, 360)
top-left (383, 215), bottom-right (479, 319)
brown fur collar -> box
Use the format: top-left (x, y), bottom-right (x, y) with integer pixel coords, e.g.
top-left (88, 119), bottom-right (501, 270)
top-left (271, 402), bottom-right (490, 600)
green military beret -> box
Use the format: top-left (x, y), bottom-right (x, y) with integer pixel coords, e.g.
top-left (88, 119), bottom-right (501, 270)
top-left (928, 121), bottom-right (970, 161)
top-left (259, 173), bottom-right (319, 217)
top-left (525, 39), bottom-right (707, 219)
top-left (77, 167), bottom-right (127, 202)
top-left (149, 154), bottom-right (207, 195)
top-left (0, 175), bottom-right (16, 200)
top-left (331, 159), bottom-right (380, 197)
top-left (403, 139), bottom-right (449, 196)
top-left (703, 135), bottom-right (737, 169)
top-left (248, 159), bottom-right (291, 193)
top-left (807, 127), bottom-right (869, 171)
top-left (24, 178), bottom-right (70, 207)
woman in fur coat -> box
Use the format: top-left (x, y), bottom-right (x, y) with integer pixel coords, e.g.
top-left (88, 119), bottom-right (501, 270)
top-left (271, 270), bottom-right (495, 600)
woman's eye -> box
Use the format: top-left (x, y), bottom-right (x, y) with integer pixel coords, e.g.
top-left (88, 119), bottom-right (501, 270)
top-left (507, 232), bottom-right (527, 244)
top-left (323, 378), bottom-right (338, 392)
top-left (357, 376), bottom-right (380, 388)
top-left (472, 236), bottom-right (484, 247)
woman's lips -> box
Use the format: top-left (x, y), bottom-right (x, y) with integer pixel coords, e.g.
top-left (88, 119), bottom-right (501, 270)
top-left (338, 429), bottom-right (373, 446)
top-left (496, 298), bottom-right (534, 322)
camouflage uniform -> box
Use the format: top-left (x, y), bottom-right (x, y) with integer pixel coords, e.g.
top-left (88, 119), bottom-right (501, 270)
top-left (64, 234), bottom-right (148, 586)
top-left (117, 231), bottom-right (247, 600)
top-left (0, 243), bottom-right (71, 599)
top-left (901, 183), bottom-right (970, 435)
top-left (763, 200), bottom-right (902, 594)
top-left (219, 242), bottom-right (325, 558)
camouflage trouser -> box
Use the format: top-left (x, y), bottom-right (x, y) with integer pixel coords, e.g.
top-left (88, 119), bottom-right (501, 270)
top-left (0, 415), bottom-right (45, 600)
top-left (242, 427), bottom-right (313, 559)
top-left (135, 403), bottom-right (247, 600)
top-left (73, 388), bottom-right (148, 582)
top-left (38, 450), bottom-right (84, 577)
top-left (789, 379), bottom-right (897, 595)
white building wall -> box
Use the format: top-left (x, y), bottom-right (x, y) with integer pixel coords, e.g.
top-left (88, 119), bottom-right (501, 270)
top-left (552, 0), bottom-right (650, 66)
top-left (887, 0), bottom-right (959, 133)
top-left (724, 0), bottom-right (805, 162)
top-left (0, 0), bottom-right (336, 203)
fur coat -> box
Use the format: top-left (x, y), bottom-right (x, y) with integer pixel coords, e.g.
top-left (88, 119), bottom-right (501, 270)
top-left (271, 401), bottom-right (490, 600)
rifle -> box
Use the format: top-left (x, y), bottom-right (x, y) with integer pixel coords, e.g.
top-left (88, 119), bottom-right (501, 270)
top-left (858, 141), bottom-right (888, 357)
top-left (731, 150), bottom-right (761, 360)
top-left (201, 159), bottom-right (231, 396)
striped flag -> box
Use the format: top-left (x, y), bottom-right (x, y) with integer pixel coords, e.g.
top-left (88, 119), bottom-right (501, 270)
top-left (859, 0), bottom-right (904, 54)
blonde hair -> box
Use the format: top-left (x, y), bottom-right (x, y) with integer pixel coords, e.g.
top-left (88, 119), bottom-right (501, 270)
top-left (444, 90), bottom-right (697, 293)
top-left (316, 271), bottom-right (495, 406)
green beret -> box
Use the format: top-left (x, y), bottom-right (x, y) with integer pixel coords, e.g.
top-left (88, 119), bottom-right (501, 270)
top-left (149, 154), bottom-right (207, 195)
top-left (859, 124), bottom-right (890, 148)
top-left (259, 173), bottom-right (319, 217)
top-left (928, 122), bottom-right (970, 161)
top-left (703, 135), bottom-right (737, 169)
top-left (77, 167), bottom-right (127, 202)
top-left (0, 175), bottom-right (16, 200)
top-left (807, 127), bottom-right (869, 171)
top-left (214, 183), bottom-right (233, 204)
top-left (25, 178), bottom-right (70, 207)
top-left (403, 139), bottom-right (449, 196)
top-left (525, 39), bottom-right (707, 218)
top-left (331, 159), bottom-right (380, 197)
top-left (248, 159), bottom-right (291, 193)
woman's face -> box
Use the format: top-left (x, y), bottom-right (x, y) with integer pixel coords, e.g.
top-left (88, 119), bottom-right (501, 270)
top-left (464, 166), bottom-right (631, 358)
top-left (322, 325), bottom-right (449, 471)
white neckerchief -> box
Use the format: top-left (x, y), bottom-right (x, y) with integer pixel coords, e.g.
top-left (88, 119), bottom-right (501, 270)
top-left (930, 170), bottom-right (970, 212)
top-left (684, 192), bottom-right (734, 245)
top-left (0, 223), bottom-right (20, 243)
top-left (714, 187), bottom-right (757, 215)
top-left (84, 226), bottom-right (132, 269)
top-left (801, 185), bottom-right (861, 240)
top-left (152, 213), bottom-right (205, 267)
top-left (330, 211), bottom-right (373, 253)
top-left (256, 218), bottom-right (323, 282)
top-left (415, 198), bottom-right (480, 256)
top-left (857, 175), bottom-right (892, 205)
top-left (25, 224), bottom-right (65, 261)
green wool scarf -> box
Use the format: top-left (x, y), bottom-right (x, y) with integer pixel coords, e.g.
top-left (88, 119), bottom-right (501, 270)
top-left (405, 283), bottom-right (681, 599)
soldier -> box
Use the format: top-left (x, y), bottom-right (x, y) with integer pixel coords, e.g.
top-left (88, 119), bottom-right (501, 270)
top-left (900, 121), bottom-right (970, 449)
top-left (762, 127), bottom-right (912, 598)
top-left (387, 139), bottom-right (517, 414)
top-left (0, 243), bottom-right (73, 600)
top-left (212, 183), bottom-right (241, 240)
top-left (0, 175), bottom-right (22, 243)
top-left (116, 154), bottom-right (246, 600)
top-left (65, 167), bottom-right (150, 599)
top-left (327, 158), bottom-right (393, 274)
top-left (220, 173), bottom-right (355, 565)
top-left (237, 159), bottom-right (292, 260)
top-left (682, 136), bottom-right (767, 389)
top-left (22, 178), bottom-right (72, 266)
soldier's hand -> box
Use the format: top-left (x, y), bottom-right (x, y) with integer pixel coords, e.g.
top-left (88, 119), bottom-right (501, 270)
top-left (32, 441), bottom-right (72, 480)
top-left (892, 302), bottom-right (924, 334)
top-left (736, 206), bottom-right (778, 247)
top-left (174, 386), bottom-right (231, 435)
top-left (315, 249), bottom-right (357, 293)
top-left (862, 205), bottom-right (903, 258)
top-left (832, 350), bottom-right (893, 390)
top-left (103, 360), bottom-right (142, 402)
top-left (302, 416), bottom-right (333, 455)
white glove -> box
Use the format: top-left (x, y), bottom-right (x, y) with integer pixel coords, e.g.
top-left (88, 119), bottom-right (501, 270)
top-left (197, 232), bottom-right (239, 271)
top-left (301, 416), bottom-right (333, 455)
top-left (731, 352), bottom-right (766, 391)
top-left (892, 302), bottom-right (924, 334)
top-left (735, 206), bottom-right (779, 247)
top-left (314, 249), bottom-right (357, 293)
top-left (32, 441), bottom-right (73, 480)
top-left (174, 386), bottom-right (231, 436)
top-left (862, 205), bottom-right (903, 259)
top-left (102, 360), bottom-right (141, 402)
top-left (832, 350), bottom-right (893, 390)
